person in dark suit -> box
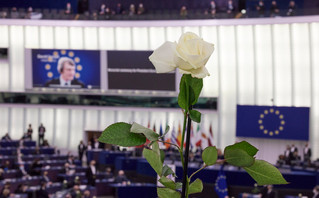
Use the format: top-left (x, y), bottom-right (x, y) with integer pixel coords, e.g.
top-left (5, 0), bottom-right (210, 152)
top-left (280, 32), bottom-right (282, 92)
top-left (261, 185), bottom-right (275, 198)
top-left (78, 140), bottom-right (87, 163)
top-left (86, 160), bottom-right (97, 186)
top-left (38, 123), bottom-right (46, 146)
top-left (114, 170), bottom-right (129, 184)
top-left (45, 57), bottom-right (85, 88)
top-left (36, 182), bottom-right (49, 198)
top-left (27, 124), bottom-right (33, 140)
top-left (303, 143), bottom-right (312, 163)
top-left (104, 167), bottom-right (114, 179)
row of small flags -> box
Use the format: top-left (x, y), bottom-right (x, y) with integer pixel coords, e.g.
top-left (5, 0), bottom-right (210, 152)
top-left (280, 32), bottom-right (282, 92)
top-left (146, 121), bottom-right (214, 150)
top-left (148, 121), bottom-right (228, 198)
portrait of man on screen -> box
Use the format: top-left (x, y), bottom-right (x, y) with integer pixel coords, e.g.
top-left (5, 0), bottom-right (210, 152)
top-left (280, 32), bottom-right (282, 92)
top-left (45, 57), bottom-right (85, 88)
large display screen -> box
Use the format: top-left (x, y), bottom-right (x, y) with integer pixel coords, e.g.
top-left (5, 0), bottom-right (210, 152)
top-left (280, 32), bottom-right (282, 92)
top-left (31, 49), bottom-right (101, 89)
top-left (107, 50), bottom-right (176, 91)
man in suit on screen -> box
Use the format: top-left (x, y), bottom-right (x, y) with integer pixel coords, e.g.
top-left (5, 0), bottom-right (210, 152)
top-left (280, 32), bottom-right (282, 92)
top-left (45, 57), bottom-right (85, 88)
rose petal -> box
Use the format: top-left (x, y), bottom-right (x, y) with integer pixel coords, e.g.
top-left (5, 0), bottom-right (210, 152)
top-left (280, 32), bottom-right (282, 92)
top-left (149, 41), bottom-right (178, 73)
top-left (179, 66), bottom-right (210, 79)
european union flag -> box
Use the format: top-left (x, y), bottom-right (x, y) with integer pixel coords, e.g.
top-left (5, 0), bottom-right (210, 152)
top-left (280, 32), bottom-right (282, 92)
top-left (236, 105), bottom-right (310, 140)
top-left (214, 166), bottom-right (228, 198)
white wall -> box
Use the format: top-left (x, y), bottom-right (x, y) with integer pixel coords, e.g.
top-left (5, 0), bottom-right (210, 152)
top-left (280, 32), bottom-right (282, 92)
top-left (0, 17), bottom-right (319, 163)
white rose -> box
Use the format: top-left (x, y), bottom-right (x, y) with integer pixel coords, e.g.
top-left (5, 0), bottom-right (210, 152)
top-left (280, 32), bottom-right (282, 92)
top-left (149, 32), bottom-right (214, 79)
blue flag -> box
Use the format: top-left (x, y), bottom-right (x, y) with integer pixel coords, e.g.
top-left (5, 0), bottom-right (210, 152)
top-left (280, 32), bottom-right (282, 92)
top-left (159, 123), bottom-right (164, 141)
top-left (236, 105), bottom-right (310, 140)
top-left (214, 166), bottom-right (228, 198)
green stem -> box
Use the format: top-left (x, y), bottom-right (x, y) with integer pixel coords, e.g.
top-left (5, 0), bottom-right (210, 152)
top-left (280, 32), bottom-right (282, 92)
top-left (189, 165), bottom-right (207, 181)
top-left (157, 140), bottom-right (180, 150)
top-left (179, 111), bottom-right (188, 170)
top-left (185, 177), bottom-right (190, 198)
top-left (180, 111), bottom-right (188, 152)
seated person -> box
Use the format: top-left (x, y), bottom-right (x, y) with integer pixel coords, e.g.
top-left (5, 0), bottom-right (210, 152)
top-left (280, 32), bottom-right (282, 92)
top-left (114, 170), bottom-right (129, 184)
top-left (67, 155), bottom-right (75, 165)
top-left (105, 167), bottom-right (114, 179)
top-left (42, 171), bottom-right (52, 186)
top-left (0, 188), bottom-right (10, 198)
top-left (1, 161), bottom-right (11, 172)
top-left (15, 184), bottom-right (28, 194)
top-left (276, 155), bottom-right (286, 166)
top-left (0, 168), bottom-right (4, 180)
top-left (17, 164), bottom-right (30, 178)
top-left (70, 184), bottom-right (81, 198)
top-left (0, 182), bottom-right (11, 197)
top-left (29, 159), bottom-right (42, 176)
top-left (61, 163), bottom-right (74, 175)
top-left (36, 182), bottom-right (49, 198)
top-left (1, 133), bottom-right (11, 141)
top-left (45, 57), bottom-right (85, 88)
top-left (21, 132), bottom-right (31, 141)
top-left (83, 190), bottom-right (90, 198)
top-left (42, 139), bottom-right (50, 147)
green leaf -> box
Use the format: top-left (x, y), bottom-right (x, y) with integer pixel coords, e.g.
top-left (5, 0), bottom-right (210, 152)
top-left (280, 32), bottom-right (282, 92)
top-left (224, 148), bottom-right (255, 167)
top-left (99, 122), bottom-right (146, 147)
top-left (178, 75), bottom-right (203, 111)
top-left (157, 188), bottom-right (181, 198)
top-left (130, 122), bottom-right (159, 141)
top-left (159, 177), bottom-right (176, 190)
top-left (161, 125), bottom-right (170, 138)
top-left (184, 74), bottom-right (203, 105)
top-left (178, 75), bottom-right (189, 111)
top-left (188, 178), bottom-right (203, 194)
top-left (162, 165), bottom-right (176, 177)
top-left (143, 148), bottom-right (163, 176)
top-left (152, 141), bottom-right (160, 155)
top-left (225, 141), bottom-right (258, 157)
top-left (165, 125), bottom-right (170, 133)
top-left (160, 150), bottom-right (165, 164)
top-left (202, 146), bottom-right (218, 166)
top-left (244, 160), bottom-right (288, 185)
top-left (175, 182), bottom-right (182, 190)
top-left (189, 109), bottom-right (201, 123)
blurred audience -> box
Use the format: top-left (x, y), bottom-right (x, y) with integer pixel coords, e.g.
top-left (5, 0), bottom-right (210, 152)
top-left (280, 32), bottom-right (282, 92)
top-left (65, 2), bottom-right (73, 15)
top-left (270, 1), bottom-right (280, 17)
top-left (313, 185), bottom-right (319, 198)
top-left (137, 3), bottom-right (145, 15)
top-left (256, 0), bottom-right (265, 17)
top-left (227, 0), bottom-right (235, 18)
top-left (180, 6), bottom-right (188, 18)
top-left (114, 170), bottom-right (129, 184)
top-left (1, 133), bottom-right (11, 141)
top-left (209, 1), bottom-right (217, 18)
top-left (99, 4), bottom-right (106, 15)
top-left (287, 0), bottom-right (296, 16)
top-left (105, 167), bottom-right (114, 179)
top-left (129, 4), bottom-right (136, 16)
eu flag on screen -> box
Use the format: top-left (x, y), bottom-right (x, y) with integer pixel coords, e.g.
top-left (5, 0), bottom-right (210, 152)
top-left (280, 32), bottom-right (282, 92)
top-left (214, 166), bottom-right (228, 198)
top-left (236, 105), bottom-right (310, 140)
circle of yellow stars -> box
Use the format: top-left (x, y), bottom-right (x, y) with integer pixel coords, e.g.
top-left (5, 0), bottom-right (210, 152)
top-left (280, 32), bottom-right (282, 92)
top-left (45, 50), bottom-right (83, 79)
top-left (215, 175), bottom-right (228, 193)
top-left (259, 108), bottom-right (285, 137)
